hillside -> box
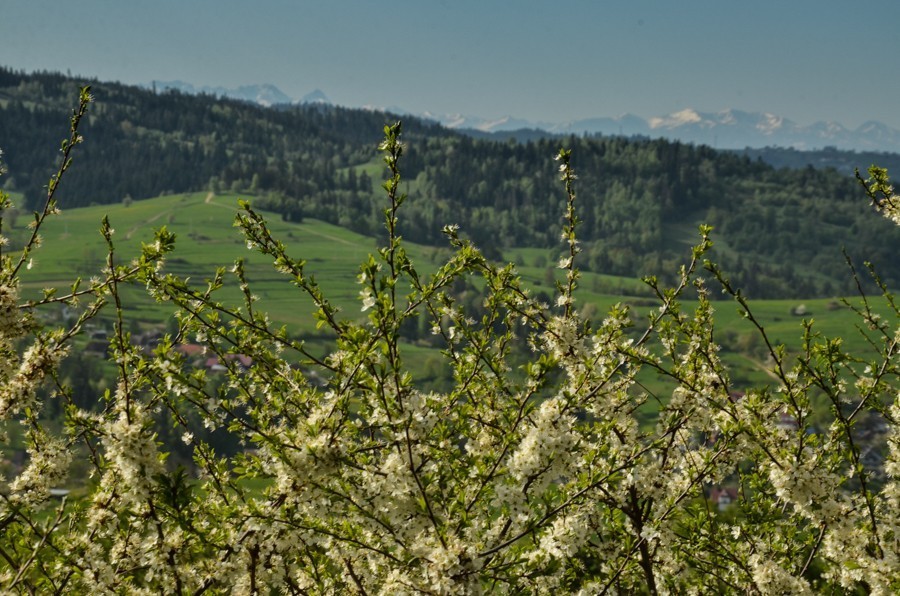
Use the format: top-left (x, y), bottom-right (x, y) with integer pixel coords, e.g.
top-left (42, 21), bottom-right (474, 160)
top-left (2, 66), bottom-right (899, 298)
top-left (736, 145), bottom-right (900, 176)
top-left (4, 190), bottom-right (890, 420)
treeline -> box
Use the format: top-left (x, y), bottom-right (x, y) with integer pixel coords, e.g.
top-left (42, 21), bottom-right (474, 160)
top-left (0, 66), bottom-right (449, 208)
top-left (737, 145), bottom-right (900, 177)
top-left (294, 134), bottom-right (896, 297)
top-left (2, 66), bottom-right (899, 298)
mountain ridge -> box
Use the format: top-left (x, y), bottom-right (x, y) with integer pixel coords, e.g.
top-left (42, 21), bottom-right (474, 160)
top-left (146, 80), bottom-right (330, 107)
top-left (141, 79), bottom-right (900, 153)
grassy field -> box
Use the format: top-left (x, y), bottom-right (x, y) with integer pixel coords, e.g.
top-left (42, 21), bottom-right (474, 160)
top-left (13, 191), bottom-right (402, 330)
top-left (7, 190), bottom-right (895, 396)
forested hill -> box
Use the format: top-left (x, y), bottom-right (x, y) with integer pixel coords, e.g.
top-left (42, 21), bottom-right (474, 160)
top-left (0, 67), bottom-right (450, 208)
top-left (1, 66), bottom-right (899, 298)
top-left (736, 146), bottom-right (900, 177)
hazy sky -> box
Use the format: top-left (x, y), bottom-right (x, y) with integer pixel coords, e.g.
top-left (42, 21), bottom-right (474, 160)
top-left (3, 1), bottom-right (899, 129)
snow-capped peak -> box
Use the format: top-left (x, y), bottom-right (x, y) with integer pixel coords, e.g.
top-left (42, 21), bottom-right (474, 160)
top-left (649, 108), bottom-right (705, 129)
top-left (299, 89), bottom-right (331, 105)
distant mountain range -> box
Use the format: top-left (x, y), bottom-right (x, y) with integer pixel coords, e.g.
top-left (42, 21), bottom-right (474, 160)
top-left (424, 109), bottom-right (900, 154)
top-left (145, 81), bottom-right (900, 154)
top-left (147, 80), bottom-right (330, 108)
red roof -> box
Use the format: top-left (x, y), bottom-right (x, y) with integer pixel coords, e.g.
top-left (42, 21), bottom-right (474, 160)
top-left (175, 343), bottom-right (206, 357)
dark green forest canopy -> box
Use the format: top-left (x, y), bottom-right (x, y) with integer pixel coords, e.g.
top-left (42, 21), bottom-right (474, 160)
top-left (1, 66), bottom-right (898, 298)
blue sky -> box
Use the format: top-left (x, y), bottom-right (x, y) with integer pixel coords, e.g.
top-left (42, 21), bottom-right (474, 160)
top-left (3, 1), bottom-right (900, 128)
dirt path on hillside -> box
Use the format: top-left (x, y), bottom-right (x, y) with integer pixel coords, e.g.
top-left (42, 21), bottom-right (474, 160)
top-left (301, 227), bottom-right (357, 247)
top-left (125, 209), bottom-right (171, 240)
top-left (203, 192), bottom-right (244, 213)
top-left (203, 191), bottom-right (232, 210)
top-left (741, 354), bottom-right (780, 382)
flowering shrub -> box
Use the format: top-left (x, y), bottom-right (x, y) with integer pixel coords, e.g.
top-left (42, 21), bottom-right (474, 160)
top-left (2, 89), bottom-right (900, 594)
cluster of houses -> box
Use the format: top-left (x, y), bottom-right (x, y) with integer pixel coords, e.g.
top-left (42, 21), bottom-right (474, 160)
top-left (1, 326), bottom-right (263, 485)
top-left (83, 325), bottom-right (254, 374)
top-left (170, 342), bottom-right (253, 373)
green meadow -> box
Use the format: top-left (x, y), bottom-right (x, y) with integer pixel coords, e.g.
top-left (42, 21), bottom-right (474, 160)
top-left (8, 191), bottom-right (895, 398)
top-left (14, 192), bottom-right (385, 328)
